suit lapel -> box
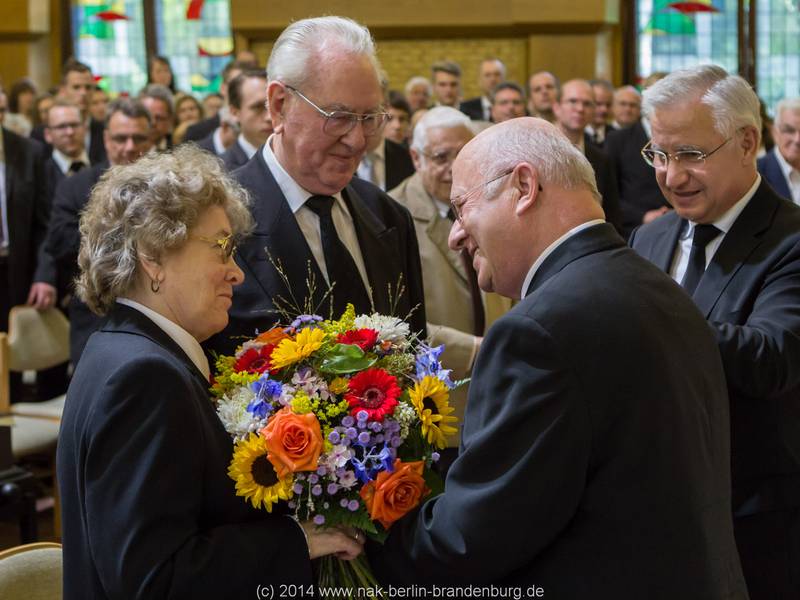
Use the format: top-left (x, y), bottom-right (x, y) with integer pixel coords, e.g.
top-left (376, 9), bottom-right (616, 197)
top-left (644, 214), bottom-right (684, 273)
top-left (693, 182), bottom-right (777, 317)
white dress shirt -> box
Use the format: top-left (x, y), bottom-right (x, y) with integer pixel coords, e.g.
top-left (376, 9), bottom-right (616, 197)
top-left (356, 140), bottom-right (386, 191)
top-left (669, 175), bottom-right (761, 284)
top-left (520, 219), bottom-right (606, 298)
top-left (116, 298), bottom-right (211, 381)
top-left (52, 148), bottom-right (90, 175)
top-left (262, 135), bottom-right (371, 297)
top-left (237, 134), bottom-right (259, 161)
top-left (773, 146), bottom-right (800, 205)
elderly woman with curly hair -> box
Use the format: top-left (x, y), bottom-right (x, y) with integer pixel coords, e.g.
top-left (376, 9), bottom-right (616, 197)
top-left (57, 145), bottom-right (362, 599)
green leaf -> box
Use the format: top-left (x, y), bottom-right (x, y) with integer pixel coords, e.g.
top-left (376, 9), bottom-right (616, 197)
top-left (319, 344), bottom-right (378, 374)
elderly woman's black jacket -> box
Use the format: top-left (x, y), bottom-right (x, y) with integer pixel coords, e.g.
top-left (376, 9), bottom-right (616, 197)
top-left (57, 303), bottom-right (312, 599)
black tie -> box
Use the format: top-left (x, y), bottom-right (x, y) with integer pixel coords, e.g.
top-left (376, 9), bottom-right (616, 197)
top-left (304, 195), bottom-right (371, 316)
top-left (446, 210), bottom-right (485, 336)
top-left (69, 161), bottom-right (85, 175)
top-left (681, 224), bottom-right (720, 295)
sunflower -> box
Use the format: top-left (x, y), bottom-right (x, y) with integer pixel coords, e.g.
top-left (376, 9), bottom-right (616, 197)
top-left (228, 433), bottom-right (294, 511)
top-left (409, 376), bottom-right (458, 449)
top-left (270, 327), bottom-right (326, 370)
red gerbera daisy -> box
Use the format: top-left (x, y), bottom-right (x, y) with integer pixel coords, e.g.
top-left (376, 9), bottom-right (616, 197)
top-left (336, 328), bottom-right (379, 351)
top-left (345, 368), bottom-right (401, 421)
top-left (234, 344), bottom-right (277, 374)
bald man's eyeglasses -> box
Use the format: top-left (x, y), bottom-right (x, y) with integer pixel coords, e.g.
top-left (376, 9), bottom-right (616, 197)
top-left (285, 85), bottom-right (389, 137)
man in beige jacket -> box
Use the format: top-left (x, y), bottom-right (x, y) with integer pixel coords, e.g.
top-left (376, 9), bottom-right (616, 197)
top-left (389, 106), bottom-right (512, 462)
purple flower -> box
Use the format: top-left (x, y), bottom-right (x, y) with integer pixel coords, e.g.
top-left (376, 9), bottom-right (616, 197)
top-left (431, 452), bottom-right (441, 462)
top-left (312, 485), bottom-right (322, 496)
top-left (374, 434), bottom-right (384, 444)
top-left (313, 514), bottom-right (325, 525)
top-left (288, 500), bottom-right (297, 509)
top-left (358, 431), bottom-right (371, 444)
top-left (308, 474), bottom-right (319, 484)
top-left (339, 498), bottom-right (349, 508)
top-left (356, 410), bottom-right (369, 422)
top-left (369, 421), bottom-right (383, 432)
top-left (293, 483), bottom-right (304, 494)
top-left (347, 499), bottom-right (360, 512)
top-left (327, 483), bottom-right (339, 494)
top-left (328, 430), bottom-right (341, 444)
top-left (391, 436), bottom-right (402, 448)
top-left (291, 314), bottom-right (323, 330)
top-left (345, 427), bottom-right (358, 439)
top-left (316, 466), bottom-right (328, 476)
top-left (341, 415), bottom-right (355, 428)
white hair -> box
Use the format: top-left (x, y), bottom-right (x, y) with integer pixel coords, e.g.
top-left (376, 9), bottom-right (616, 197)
top-left (478, 118), bottom-right (600, 202)
top-left (411, 106), bottom-right (473, 154)
top-left (775, 98), bottom-right (800, 126)
top-left (642, 64), bottom-right (761, 140)
top-left (404, 76), bottom-right (432, 97)
top-left (267, 16), bottom-right (381, 89)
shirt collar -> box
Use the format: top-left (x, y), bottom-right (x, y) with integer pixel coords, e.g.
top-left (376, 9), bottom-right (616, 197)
top-left (262, 134), bottom-right (344, 213)
top-left (773, 146), bottom-right (799, 180)
top-left (52, 149), bottom-right (89, 175)
top-left (237, 133), bottom-right (259, 159)
top-left (520, 219), bottom-right (606, 298)
top-left (116, 298), bottom-right (210, 380)
top-left (212, 127), bottom-right (226, 155)
top-left (681, 174), bottom-right (761, 240)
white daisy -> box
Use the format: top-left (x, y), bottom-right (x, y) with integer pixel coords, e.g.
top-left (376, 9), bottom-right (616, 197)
top-left (354, 314), bottom-right (410, 345)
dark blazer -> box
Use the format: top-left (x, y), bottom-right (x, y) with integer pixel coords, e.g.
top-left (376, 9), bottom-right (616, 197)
top-left (194, 132), bottom-right (219, 156)
top-left (57, 304), bottom-right (312, 599)
top-left (459, 97), bottom-right (486, 121)
top-left (45, 162), bottom-right (108, 363)
top-left (757, 150), bottom-right (792, 201)
top-left (586, 122), bottom-right (617, 148)
top-left (604, 120), bottom-right (668, 238)
top-left (184, 114), bottom-right (220, 143)
top-left (220, 139), bottom-right (249, 172)
top-left (384, 138), bottom-right (416, 192)
top-left (2, 128), bottom-right (54, 308)
top-left (630, 181), bottom-right (800, 517)
top-left (43, 156), bottom-right (66, 208)
top-left (203, 150), bottom-right (427, 356)
top-left (31, 118), bottom-right (106, 165)
top-left (371, 223), bottom-right (747, 598)
top-left (584, 134), bottom-right (622, 234)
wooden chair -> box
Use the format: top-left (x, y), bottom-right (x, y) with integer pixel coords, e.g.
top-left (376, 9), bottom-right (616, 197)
top-left (0, 306), bottom-right (70, 538)
top-left (0, 542), bottom-right (62, 599)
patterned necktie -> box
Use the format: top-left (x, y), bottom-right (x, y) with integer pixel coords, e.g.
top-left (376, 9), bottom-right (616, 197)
top-left (681, 224), bottom-right (720, 295)
top-left (304, 195), bottom-right (371, 316)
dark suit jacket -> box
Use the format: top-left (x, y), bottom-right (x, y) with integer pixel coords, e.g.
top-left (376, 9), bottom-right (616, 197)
top-left (604, 120), bottom-right (668, 238)
top-left (459, 97), bottom-right (486, 121)
top-left (584, 134), bottom-right (622, 234)
top-left (43, 156), bottom-right (66, 208)
top-left (31, 118), bottom-right (106, 165)
top-left (630, 181), bottom-right (800, 520)
top-left (220, 139), bottom-right (249, 172)
top-left (57, 304), bottom-right (312, 599)
top-left (384, 138), bottom-right (416, 192)
top-left (184, 114), bottom-right (220, 142)
top-left (587, 122), bottom-right (617, 148)
top-left (2, 128), bottom-right (54, 308)
top-left (45, 162), bottom-right (108, 363)
top-left (757, 150), bottom-right (792, 201)
top-left (371, 223), bottom-right (746, 598)
top-left (194, 132), bottom-right (219, 156)
top-left (203, 150), bottom-right (427, 356)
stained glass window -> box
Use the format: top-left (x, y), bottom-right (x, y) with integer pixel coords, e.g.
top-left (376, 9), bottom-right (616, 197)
top-left (756, 0), bottom-right (800, 114)
top-left (71, 0), bottom-right (148, 95)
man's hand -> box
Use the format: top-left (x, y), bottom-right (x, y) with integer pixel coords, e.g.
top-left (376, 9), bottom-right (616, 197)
top-left (643, 206), bottom-right (671, 224)
top-left (27, 282), bottom-right (57, 310)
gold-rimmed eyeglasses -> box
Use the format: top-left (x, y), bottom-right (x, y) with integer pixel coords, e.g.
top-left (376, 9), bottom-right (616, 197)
top-left (193, 233), bottom-right (237, 263)
top-left (285, 85), bottom-right (390, 137)
top-left (641, 137), bottom-right (731, 169)
top-left (449, 169), bottom-right (515, 222)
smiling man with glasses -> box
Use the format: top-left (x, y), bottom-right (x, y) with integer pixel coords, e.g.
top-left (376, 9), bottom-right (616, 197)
top-left (630, 65), bottom-right (800, 600)
top-left (203, 16), bottom-right (427, 358)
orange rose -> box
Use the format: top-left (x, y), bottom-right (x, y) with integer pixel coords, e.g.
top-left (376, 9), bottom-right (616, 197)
top-left (255, 327), bottom-right (290, 346)
top-left (260, 407), bottom-right (323, 477)
top-left (360, 459), bottom-right (430, 529)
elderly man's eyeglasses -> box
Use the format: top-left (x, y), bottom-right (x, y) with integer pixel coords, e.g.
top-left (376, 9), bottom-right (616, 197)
top-left (420, 149), bottom-right (460, 166)
top-left (193, 233), bottom-right (237, 263)
top-left (641, 138), bottom-right (731, 169)
top-left (285, 85), bottom-right (389, 137)
top-left (449, 169), bottom-right (515, 222)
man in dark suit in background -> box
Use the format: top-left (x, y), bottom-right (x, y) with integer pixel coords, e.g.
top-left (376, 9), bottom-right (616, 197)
top-left (586, 79), bottom-right (616, 147)
top-left (138, 84), bottom-right (174, 151)
top-left (488, 81), bottom-right (526, 124)
top-left (757, 97), bottom-right (800, 204)
top-left (43, 100), bottom-right (89, 209)
top-left (459, 58), bottom-right (505, 122)
top-left (32, 59), bottom-right (106, 166)
top-left (46, 99), bottom-right (153, 365)
top-left (355, 133), bottom-right (415, 192)
top-left (370, 117), bottom-right (747, 599)
top-left (630, 65), bottom-right (800, 599)
top-left (220, 70), bottom-right (272, 172)
top-left (553, 78), bottom-right (622, 233)
top-left (204, 16), bottom-right (426, 357)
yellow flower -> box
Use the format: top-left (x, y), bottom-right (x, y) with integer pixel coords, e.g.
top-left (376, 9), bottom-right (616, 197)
top-left (270, 327), bottom-right (326, 370)
top-left (228, 433), bottom-right (294, 512)
top-left (291, 391), bottom-right (314, 414)
top-left (329, 377), bottom-right (350, 395)
top-left (322, 304), bottom-right (356, 335)
top-left (409, 376), bottom-right (458, 449)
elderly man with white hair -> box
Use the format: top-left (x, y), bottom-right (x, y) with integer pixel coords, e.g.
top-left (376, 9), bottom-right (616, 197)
top-left (388, 106), bottom-right (512, 464)
top-left (369, 116), bottom-right (746, 598)
top-left (630, 65), bottom-right (800, 599)
top-left (758, 97), bottom-right (800, 204)
top-left (204, 16), bottom-right (426, 356)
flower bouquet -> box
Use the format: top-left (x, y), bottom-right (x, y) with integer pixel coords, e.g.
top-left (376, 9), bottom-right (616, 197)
top-left (211, 304), bottom-right (459, 592)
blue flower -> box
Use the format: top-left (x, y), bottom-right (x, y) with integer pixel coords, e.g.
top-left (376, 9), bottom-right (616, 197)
top-left (247, 376), bottom-right (283, 418)
top-left (290, 314), bottom-right (323, 330)
top-left (415, 343), bottom-right (455, 388)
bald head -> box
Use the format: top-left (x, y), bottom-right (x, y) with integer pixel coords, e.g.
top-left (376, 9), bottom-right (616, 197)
top-left (613, 85), bottom-right (642, 127)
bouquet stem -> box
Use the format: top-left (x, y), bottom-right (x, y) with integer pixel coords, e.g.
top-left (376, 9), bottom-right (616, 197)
top-left (316, 555), bottom-right (382, 599)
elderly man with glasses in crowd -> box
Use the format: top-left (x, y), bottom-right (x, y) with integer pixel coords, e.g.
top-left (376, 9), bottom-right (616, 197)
top-left (204, 16), bottom-right (426, 356)
top-left (630, 65), bottom-right (800, 600)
